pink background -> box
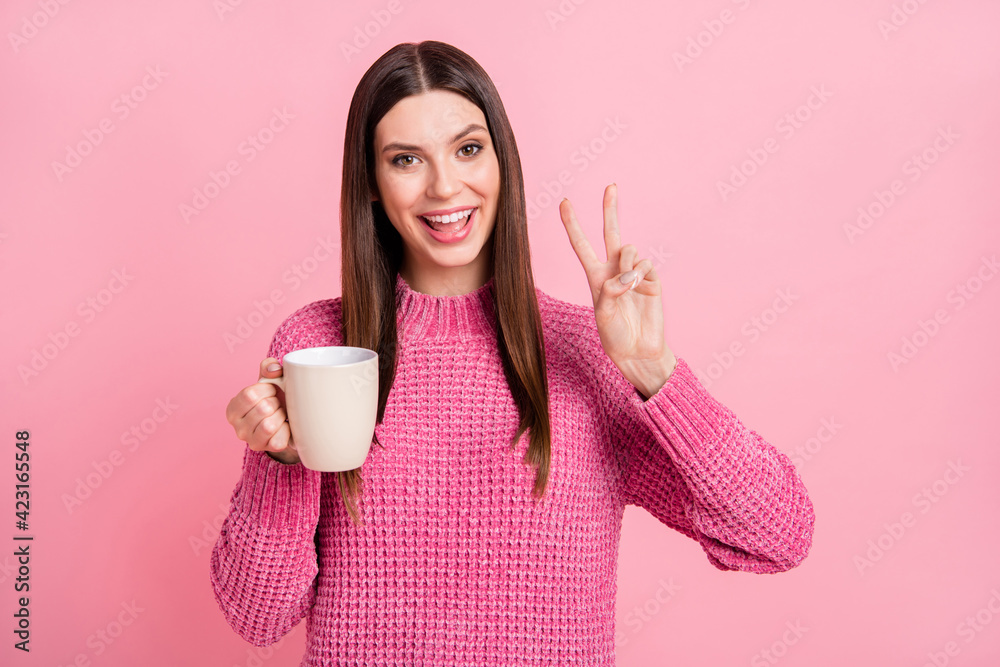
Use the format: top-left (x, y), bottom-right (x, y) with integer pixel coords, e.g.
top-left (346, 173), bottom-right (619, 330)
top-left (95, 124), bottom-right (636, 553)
top-left (3, 0), bottom-right (999, 665)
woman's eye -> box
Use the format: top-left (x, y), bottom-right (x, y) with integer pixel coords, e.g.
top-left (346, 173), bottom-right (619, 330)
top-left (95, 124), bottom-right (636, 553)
top-left (392, 143), bottom-right (481, 167)
top-left (460, 143), bottom-right (483, 157)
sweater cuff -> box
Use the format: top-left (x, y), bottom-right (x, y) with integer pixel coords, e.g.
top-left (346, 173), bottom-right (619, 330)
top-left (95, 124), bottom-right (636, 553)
top-left (231, 447), bottom-right (323, 534)
top-left (633, 357), bottom-right (732, 462)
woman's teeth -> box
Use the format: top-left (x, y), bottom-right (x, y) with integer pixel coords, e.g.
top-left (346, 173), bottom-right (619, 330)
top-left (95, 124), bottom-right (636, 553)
top-left (421, 208), bottom-right (474, 233)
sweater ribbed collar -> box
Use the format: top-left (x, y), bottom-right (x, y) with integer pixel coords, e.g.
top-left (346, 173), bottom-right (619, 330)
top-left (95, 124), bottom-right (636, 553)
top-left (394, 272), bottom-right (498, 342)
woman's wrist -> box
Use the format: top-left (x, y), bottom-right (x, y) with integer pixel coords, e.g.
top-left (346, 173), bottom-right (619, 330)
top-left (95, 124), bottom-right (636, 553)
top-left (265, 449), bottom-right (301, 465)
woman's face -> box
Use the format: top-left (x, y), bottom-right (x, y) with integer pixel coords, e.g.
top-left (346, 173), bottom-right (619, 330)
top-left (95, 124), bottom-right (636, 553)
top-left (372, 89), bottom-right (501, 294)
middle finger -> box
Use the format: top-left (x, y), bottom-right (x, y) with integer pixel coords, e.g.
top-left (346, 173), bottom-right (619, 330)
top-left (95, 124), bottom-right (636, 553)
top-left (603, 183), bottom-right (621, 262)
top-left (619, 244), bottom-right (638, 275)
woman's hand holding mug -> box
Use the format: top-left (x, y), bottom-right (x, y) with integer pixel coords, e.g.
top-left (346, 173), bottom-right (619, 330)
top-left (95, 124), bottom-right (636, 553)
top-left (226, 358), bottom-right (301, 465)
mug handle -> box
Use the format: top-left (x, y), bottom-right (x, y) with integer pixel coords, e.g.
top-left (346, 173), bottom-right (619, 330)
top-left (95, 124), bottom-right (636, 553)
top-left (257, 376), bottom-right (285, 391)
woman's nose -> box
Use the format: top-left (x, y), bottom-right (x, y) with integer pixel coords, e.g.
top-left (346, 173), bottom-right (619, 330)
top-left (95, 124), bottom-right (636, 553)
top-left (426, 161), bottom-right (461, 200)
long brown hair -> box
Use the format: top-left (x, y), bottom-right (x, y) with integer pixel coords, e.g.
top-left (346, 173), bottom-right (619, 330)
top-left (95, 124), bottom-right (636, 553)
top-left (336, 41), bottom-right (552, 526)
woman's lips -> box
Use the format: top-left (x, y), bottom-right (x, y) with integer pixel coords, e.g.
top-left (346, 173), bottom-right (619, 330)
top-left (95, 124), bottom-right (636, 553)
top-left (419, 207), bottom-right (476, 243)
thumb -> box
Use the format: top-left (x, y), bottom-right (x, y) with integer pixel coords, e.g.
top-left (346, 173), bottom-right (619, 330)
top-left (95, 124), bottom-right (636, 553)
top-left (259, 357), bottom-right (283, 379)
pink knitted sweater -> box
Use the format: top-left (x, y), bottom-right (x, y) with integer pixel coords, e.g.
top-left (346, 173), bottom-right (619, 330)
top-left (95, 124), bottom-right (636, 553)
top-left (210, 273), bottom-right (814, 665)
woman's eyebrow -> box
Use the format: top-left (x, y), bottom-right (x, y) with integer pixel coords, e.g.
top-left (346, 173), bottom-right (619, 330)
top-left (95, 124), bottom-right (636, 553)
top-left (381, 123), bottom-right (488, 153)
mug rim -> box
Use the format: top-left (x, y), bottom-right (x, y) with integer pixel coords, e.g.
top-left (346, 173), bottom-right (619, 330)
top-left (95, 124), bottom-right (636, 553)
top-left (282, 345), bottom-right (378, 368)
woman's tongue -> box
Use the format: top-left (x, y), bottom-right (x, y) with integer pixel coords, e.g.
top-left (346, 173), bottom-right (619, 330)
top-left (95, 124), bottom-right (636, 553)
top-left (424, 212), bottom-right (468, 233)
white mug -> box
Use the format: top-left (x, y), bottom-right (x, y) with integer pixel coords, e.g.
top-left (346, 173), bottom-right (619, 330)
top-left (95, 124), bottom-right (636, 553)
top-left (258, 346), bottom-right (379, 471)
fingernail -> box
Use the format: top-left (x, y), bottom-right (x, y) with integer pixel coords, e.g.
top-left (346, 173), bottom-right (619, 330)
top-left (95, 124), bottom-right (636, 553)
top-left (619, 270), bottom-right (637, 285)
top-left (267, 363), bottom-right (280, 372)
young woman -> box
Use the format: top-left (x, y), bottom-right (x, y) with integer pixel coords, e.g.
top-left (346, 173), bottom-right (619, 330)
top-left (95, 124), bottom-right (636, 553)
top-left (212, 40), bottom-right (814, 665)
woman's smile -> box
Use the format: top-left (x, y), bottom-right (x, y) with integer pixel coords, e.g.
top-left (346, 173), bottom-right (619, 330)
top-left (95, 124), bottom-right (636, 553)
top-left (419, 206), bottom-right (476, 242)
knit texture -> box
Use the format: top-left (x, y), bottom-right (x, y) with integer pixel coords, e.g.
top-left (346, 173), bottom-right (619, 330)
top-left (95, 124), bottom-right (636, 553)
top-left (210, 273), bottom-right (815, 665)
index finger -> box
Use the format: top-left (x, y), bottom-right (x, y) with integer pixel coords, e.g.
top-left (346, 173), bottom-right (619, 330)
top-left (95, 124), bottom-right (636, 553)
top-left (559, 197), bottom-right (600, 273)
top-left (603, 183), bottom-right (621, 258)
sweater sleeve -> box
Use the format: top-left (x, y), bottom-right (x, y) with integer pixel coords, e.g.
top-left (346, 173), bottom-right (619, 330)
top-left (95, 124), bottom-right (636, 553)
top-left (597, 345), bottom-right (815, 573)
top-left (209, 309), bottom-right (327, 646)
top-left (209, 449), bottom-right (322, 645)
